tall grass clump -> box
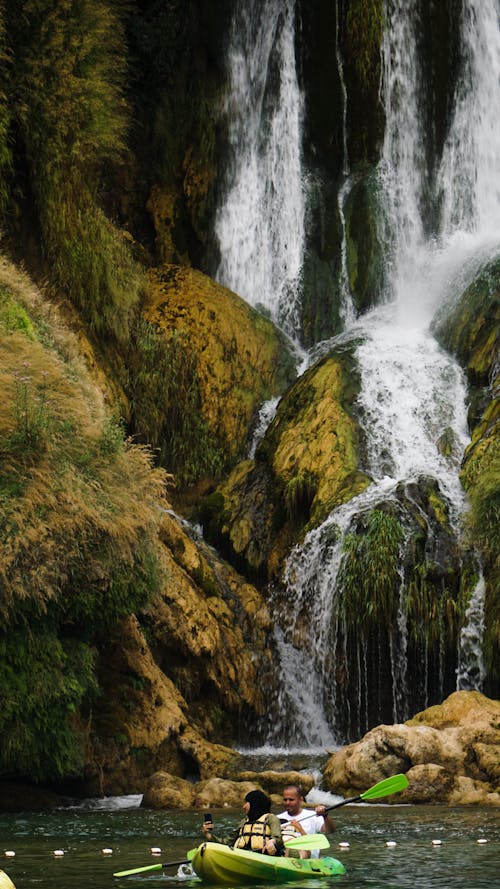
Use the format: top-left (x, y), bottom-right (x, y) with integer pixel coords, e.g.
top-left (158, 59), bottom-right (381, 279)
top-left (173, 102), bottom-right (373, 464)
top-left (0, 8), bottom-right (12, 216)
top-left (0, 266), bottom-right (168, 781)
top-left (128, 319), bottom-right (224, 486)
top-left (337, 508), bottom-right (404, 627)
top-left (6, 0), bottom-right (142, 342)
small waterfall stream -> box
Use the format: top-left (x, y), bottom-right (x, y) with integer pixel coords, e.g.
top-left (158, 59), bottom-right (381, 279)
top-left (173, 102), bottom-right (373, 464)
top-left (215, 0), bottom-right (305, 337)
top-left (214, 0), bottom-right (496, 744)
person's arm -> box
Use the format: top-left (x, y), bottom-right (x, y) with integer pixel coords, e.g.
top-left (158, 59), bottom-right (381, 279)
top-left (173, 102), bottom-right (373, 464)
top-left (263, 814), bottom-right (285, 856)
top-left (314, 805), bottom-right (335, 834)
top-left (202, 817), bottom-right (244, 846)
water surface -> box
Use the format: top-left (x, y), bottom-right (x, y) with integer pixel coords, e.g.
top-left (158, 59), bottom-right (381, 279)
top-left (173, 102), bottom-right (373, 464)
top-left (1, 803), bottom-right (498, 889)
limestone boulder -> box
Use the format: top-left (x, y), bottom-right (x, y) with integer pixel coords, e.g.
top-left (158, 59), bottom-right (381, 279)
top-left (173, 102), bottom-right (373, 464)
top-left (323, 691), bottom-right (500, 805)
top-left (236, 770), bottom-right (315, 797)
top-left (142, 771), bottom-right (197, 809)
top-left (193, 778), bottom-right (260, 809)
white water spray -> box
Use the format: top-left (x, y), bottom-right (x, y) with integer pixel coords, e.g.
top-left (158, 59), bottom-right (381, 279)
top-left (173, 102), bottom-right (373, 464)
top-left (215, 0), bottom-right (305, 336)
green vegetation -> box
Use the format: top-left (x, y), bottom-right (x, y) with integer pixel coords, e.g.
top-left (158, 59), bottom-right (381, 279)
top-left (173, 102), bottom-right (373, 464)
top-left (461, 428), bottom-right (500, 687)
top-left (0, 273), bottom-right (167, 781)
top-left (5, 0), bottom-right (143, 342)
top-left (0, 628), bottom-right (96, 781)
top-left (345, 0), bottom-right (383, 99)
top-left (337, 509), bottom-right (404, 626)
top-left (285, 471), bottom-right (318, 522)
top-left (128, 319), bottom-right (224, 486)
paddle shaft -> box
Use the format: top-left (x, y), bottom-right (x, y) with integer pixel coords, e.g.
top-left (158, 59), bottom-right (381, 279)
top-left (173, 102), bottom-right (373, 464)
top-left (113, 859), bottom-right (189, 877)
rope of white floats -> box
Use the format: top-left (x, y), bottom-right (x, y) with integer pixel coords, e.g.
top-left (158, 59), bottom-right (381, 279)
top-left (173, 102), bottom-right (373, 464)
top-left (2, 838), bottom-right (493, 858)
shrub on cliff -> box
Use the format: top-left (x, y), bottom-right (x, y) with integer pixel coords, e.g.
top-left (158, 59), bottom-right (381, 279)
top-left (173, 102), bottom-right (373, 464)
top-left (0, 259), bottom-right (167, 782)
top-left (4, 0), bottom-right (142, 342)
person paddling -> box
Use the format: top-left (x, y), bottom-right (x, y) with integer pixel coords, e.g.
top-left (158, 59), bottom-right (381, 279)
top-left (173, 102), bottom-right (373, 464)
top-left (202, 790), bottom-right (285, 856)
top-left (277, 784), bottom-right (335, 858)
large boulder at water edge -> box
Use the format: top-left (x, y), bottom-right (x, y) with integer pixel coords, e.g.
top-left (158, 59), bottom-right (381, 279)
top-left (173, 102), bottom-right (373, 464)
top-left (142, 771), bottom-right (316, 810)
top-left (323, 691), bottom-right (500, 805)
top-left (136, 264), bottom-right (295, 489)
top-left (433, 257), bottom-right (500, 696)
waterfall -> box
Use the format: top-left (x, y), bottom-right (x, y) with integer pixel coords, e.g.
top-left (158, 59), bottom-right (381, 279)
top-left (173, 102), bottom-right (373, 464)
top-left (268, 0), bottom-right (498, 744)
top-left (438, 0), bottom-right (500, 240)
top-left (215, 0), bottom-right (305, 337)
top-left (456, 575), bottom-right (486, 691)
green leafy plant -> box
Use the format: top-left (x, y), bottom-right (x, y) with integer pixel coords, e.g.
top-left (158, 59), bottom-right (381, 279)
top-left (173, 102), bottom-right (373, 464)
top-left (0, 625), bottom-right (97, 781)
top-left (337, 508), bottom-right (404, 627)
top-left (129, 319), bottom-right (224, 486)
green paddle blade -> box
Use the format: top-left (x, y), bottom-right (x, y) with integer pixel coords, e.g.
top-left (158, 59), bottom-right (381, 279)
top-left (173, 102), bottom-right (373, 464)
top-left (360, 773), bottom-right (409, 801)
top-left (284, 833), bottom-right (330, 850)
top-left (113, 862), bottom-right (163, 877)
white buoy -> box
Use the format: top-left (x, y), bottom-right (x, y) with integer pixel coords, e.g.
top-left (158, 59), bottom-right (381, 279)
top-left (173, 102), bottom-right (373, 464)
top-left (477, 838), bottom-right (488, 845)
top-left (3, 853), bottom-right (15, 859)
top-left (338, 842), bottom-right (350, 849)
top-left (431, 840), bottom-right (442, 846)
top-left (150, 847), bottom-right (161, 855)
top-left (101, 848), bottom-right (113, 855)
top-left (52, 850), bottom-right (65, 857)
top-left (385, 841), bottom-right (397, 848)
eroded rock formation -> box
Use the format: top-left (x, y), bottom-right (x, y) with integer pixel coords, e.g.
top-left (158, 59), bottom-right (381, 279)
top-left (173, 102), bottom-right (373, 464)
top-left (323, 691), bottom-right (500, 805)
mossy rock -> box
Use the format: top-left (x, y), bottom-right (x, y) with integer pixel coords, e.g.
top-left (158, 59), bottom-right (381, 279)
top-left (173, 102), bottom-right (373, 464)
top-left (434, 256), bottom-right (500, 696)
top-left (341, 0), bottom-right (385, 165)
top-left (200, 346), bottom-right (370, 579)
top-left (266, 353), bottom-right (369, 526)
top-left (344, 166), bottom-right (386, 313)
top-left (143, 265), bottom-right (295, 482)
top-left (433, 255), bottom-right (500, 388)
top-left (300, 178), bottom-right (344, 346)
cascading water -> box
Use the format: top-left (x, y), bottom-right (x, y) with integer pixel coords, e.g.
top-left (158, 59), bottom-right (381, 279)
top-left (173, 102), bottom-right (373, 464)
top-left (215, 0), bottom-right (305, 337)
top-left (268, 0), bottom-right (497, 744)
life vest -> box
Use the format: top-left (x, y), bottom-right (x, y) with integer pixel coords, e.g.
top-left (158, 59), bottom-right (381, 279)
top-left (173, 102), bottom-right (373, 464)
top-left (233, 814), bottom-right (273, 852)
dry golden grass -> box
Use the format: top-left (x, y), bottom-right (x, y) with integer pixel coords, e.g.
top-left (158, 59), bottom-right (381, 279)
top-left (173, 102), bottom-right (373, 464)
top-left (0, 256), bottom-right (170, 619)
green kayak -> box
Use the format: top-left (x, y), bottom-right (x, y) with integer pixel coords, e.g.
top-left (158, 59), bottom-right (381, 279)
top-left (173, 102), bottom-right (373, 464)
top-left (190, 842), bottom-right (346, 884)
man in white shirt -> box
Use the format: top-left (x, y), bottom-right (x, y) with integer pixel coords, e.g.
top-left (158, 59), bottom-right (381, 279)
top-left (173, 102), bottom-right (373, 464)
top-left (276, 784), bottom-right (335, 858)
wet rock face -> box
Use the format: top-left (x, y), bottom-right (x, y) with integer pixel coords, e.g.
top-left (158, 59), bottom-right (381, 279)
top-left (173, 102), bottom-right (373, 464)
top-left (323, 691), bottom-right (500, 805)
top-left (83, 513), bottom-right (274, 796)
top-left (433, 257), bottom-right (500, 695)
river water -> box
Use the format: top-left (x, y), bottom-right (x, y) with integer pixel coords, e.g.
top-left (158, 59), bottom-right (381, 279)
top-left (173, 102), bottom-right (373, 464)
top-left (1, 800), bottom-right (499, 889)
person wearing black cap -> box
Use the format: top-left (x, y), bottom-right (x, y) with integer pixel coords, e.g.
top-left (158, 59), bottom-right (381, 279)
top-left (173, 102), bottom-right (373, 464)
top-left (201, 790), bottom-right (284, 856)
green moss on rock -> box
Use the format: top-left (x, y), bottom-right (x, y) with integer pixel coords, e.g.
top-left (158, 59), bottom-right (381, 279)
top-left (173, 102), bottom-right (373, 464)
top-left (140, 265), bottom-right (295, 489)
top-left (434, 256), bottom-right (499, 696)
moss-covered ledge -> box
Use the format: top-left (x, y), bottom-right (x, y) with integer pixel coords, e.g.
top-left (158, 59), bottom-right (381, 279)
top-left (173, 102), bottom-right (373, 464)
top-left (198, 346), bottom-right (370, 580)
